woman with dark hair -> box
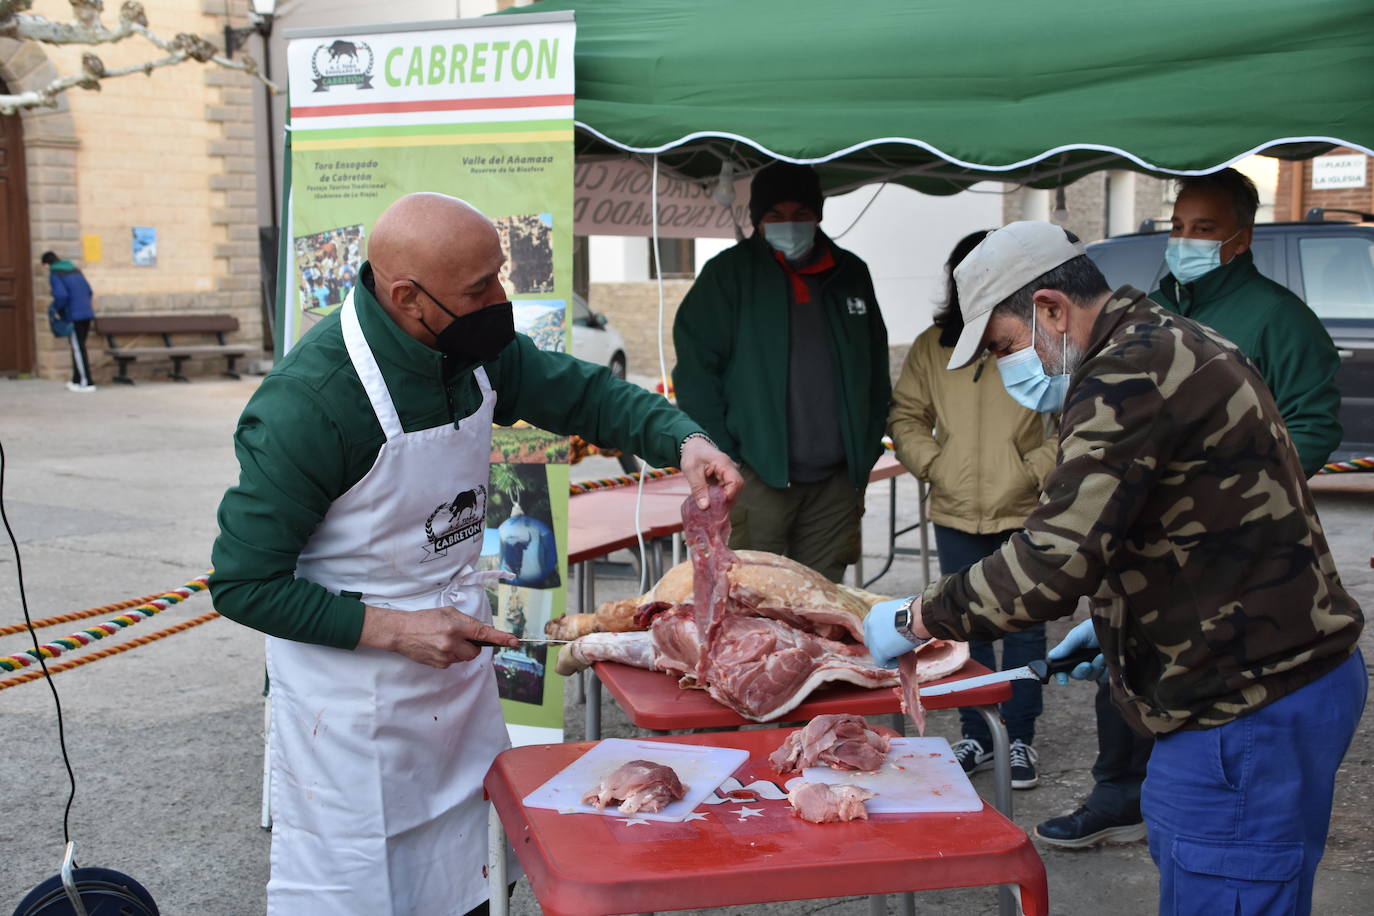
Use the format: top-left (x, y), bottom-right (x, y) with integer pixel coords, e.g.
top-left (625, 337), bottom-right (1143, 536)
top-left (888, 229), bottom-right (1056, 789)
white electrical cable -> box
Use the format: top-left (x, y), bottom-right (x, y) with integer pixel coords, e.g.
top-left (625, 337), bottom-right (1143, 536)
top-left (630, 155), bottom-right (673, 594)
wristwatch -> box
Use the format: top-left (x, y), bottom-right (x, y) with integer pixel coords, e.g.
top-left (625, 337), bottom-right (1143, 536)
top-left (893, 596), bottom-right (928, 646)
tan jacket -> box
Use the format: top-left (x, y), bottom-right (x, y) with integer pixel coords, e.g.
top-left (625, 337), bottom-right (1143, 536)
top-left (889, 325), bottom-right (1056, 533)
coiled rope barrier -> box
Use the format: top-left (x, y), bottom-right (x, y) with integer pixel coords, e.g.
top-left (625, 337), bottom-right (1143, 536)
top-left (0, 611), bottom-right (221, 691)
top-left (0, 574), bottom-right (212, 674)
top-left (1319, 457), bottom-right (1374, 474)
top-left (0, 590), bottom-right (167, 638)
top-left (568, 467), bottom-right (680, 495)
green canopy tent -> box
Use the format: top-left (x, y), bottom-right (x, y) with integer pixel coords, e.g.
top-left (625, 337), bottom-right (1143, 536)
top-left (506, 0), bottom-right (1374, 194)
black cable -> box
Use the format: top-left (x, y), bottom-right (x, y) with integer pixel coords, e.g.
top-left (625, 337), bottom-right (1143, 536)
top-left (0, 437), bottom-right (78, 847)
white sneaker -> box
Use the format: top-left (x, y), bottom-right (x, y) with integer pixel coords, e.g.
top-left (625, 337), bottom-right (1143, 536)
top-left (76, 384), bottom-right (97, 393)
top-left (66, 381), bottom-right (83, 392)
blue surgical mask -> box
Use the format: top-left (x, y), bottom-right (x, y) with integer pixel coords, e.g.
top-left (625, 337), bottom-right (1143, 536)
top-left (996, 309), bottom-right (1071, 413)
top-left (1165, 230), bottom-right (1240, 285)
top-left (761, 221), bottom-right (817, 262)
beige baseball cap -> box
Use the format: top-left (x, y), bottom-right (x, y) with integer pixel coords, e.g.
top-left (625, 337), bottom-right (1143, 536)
top-left (948, 221), bottom-right (1087, 370)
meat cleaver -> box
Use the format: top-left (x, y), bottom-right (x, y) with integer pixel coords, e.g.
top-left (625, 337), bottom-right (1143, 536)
top-left (918, 647), bottom-right (1102, 697)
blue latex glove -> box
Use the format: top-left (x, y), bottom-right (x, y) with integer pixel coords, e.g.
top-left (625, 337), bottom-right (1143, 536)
top-left (1048, 618), bottom-right (1106, 685)
top-left (863, 597), bottom-right (923, 670)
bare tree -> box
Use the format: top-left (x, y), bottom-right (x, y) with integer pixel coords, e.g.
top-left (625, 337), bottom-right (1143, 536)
top-left (1, 0), bottom-right (276, 114)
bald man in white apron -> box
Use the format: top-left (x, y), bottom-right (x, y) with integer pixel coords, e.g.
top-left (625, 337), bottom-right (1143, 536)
top-left (211, 193), bottom-right (742, 915)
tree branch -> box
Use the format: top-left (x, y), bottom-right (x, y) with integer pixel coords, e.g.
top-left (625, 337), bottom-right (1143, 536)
top-left (0, 2), bottom-right (279, 115)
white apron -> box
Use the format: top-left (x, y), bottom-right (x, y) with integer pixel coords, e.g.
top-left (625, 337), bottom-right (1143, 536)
top-left (265, 297), bottom-right (511, 915)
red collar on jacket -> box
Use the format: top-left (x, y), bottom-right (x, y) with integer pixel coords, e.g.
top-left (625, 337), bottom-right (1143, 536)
top-left (772, 244), bottom-right (835, 303)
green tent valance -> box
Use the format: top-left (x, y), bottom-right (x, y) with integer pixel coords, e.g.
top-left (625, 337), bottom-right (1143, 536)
top-left (506, 0), bottom-right (1374, 194)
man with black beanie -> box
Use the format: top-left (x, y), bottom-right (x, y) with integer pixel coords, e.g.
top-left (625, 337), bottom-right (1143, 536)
top-left (673, 162), bottom-right (890, 581)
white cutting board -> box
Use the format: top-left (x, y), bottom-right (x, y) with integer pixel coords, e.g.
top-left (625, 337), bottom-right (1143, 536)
top-left (523, 738), bottom-right (749, 822)
top-left (785, 737), bottom-right (982, 814)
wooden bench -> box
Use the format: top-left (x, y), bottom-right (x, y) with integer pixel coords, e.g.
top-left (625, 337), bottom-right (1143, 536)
top-left (95, 315), bottom-right (251, 384)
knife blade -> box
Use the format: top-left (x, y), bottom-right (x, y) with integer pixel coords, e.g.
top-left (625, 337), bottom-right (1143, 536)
top-left (918, 647), bottom-right (1101, 697)
top-left (471, 637), bottom-right (573, 648)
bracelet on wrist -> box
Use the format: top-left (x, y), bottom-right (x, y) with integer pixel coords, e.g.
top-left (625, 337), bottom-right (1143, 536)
top-left (679, 431), bottom-right (717, 456)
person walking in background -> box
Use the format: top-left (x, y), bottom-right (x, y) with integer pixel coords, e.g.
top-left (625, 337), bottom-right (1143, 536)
top-left (42, 250), bottom-right (96, 392)
top-left (889, 230), bottom-right (1057, 789)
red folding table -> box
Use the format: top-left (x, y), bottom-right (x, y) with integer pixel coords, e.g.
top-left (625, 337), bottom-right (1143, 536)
top-left (585, 658), bottom-right (1017, 821)
top-left (484, 728), bottom-right (1048, 916)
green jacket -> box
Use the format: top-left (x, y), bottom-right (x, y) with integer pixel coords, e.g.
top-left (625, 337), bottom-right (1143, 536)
top-left (922, 289), bottom-right (1362, 736)
top-left (210, 266), bottom-right (700, 649)
top-left (1151, 250), bottom-right (1342, 476)
top-left (672, 233), bottom-right (890, 489)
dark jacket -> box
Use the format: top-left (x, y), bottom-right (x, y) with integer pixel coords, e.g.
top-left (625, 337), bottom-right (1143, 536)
top-left (48, 260), bottom-right (94, 322)
top-left (1151, 250), bottom-right (1342, 476)
top-left (672, 233), bottom-right (890, 489)
top-left (922, 288), bottom-right (1362, 736)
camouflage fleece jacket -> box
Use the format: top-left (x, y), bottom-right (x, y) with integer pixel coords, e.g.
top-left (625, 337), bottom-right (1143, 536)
top-left (920, 287), bottom-right (1363, 736)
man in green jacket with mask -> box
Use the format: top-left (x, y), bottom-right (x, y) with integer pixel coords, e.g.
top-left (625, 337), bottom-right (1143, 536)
top-left (673, 162), bottom-right (890, 582)
top-left (211, 192), bottom-right (741, 915)
top-left (1036, 167), bottom-right (1345, 850)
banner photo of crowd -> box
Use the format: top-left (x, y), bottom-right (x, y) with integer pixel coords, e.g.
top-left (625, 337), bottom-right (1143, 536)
top-left (295, 224), bottom-right (365, 319)
top-left (495, 213), bottom-right (555, 294)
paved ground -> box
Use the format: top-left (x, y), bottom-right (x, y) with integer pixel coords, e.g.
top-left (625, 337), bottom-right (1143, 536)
top-left (1, 376), bottom-right (1371, 914)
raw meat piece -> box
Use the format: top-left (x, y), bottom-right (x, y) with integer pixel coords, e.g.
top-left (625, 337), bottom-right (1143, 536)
top-left (787, 782), bottom-right (876, 823)
top-left (897, 653), bottom-right (926, 737)
top-left (554, 630), bottom-right (657, 676)
top-left (545, 613), bottom-right (600, 641)
top-left (681, 484), bottom-right (738, 682)
top-left (769, 714), bottom-right (892, 774)
top-left (582, 760), bottom-right (686, 814)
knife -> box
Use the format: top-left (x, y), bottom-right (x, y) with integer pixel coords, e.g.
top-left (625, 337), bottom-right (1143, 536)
top-left (471, 637), bottom-right (573, 648)
top-left (918, 647), bottom-right (1102, 697)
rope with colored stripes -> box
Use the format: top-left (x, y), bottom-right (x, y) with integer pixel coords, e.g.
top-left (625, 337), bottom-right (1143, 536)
top-left (568, 467), bottom-right (680, 495)
top-left (0, 610), bottom-right (221, 691)
top-left (0, 574), bottom-right (210, 672)
top-left (1319, 457), bottom-right (1374, 474)
top-left (0, 590), bottom-right (167, 638)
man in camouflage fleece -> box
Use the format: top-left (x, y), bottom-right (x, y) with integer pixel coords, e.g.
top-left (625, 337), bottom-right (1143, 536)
top-left (864, 221), bottom-right (1365, 914)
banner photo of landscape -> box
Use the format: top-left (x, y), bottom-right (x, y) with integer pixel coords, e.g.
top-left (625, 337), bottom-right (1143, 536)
top-left (284, 12), bottom-right (576, 745)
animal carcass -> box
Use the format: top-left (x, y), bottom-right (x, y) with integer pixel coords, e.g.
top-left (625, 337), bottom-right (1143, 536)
top-left (553, 487), bottom-right (968, 724)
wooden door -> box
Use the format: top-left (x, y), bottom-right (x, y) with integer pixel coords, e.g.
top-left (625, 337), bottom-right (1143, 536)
top-left (0, 81), bottom-right (35, 376)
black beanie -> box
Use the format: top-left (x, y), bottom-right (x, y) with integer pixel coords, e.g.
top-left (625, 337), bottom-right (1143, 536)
top-left (748, 162), bottom-right (823, 227)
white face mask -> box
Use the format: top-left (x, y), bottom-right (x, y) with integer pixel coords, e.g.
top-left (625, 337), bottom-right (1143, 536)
top-left (761, 221), bottom-right (817, 261)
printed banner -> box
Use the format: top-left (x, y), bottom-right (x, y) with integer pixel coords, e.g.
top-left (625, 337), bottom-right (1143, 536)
top-left (285, 14), bottom-right (576, 745)
top-left (574, 159), bottom-right (752, 239)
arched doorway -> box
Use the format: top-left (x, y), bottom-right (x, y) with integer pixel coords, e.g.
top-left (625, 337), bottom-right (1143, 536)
top-left (0, 77), bottom-right (35, 375)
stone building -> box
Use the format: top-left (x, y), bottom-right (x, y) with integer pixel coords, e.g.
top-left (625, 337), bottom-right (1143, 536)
top-left (0, 0), bottom-right (265, 382)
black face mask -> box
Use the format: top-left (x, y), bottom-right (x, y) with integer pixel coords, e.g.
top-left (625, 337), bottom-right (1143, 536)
top-left (410, 279), bottom-right (515, 363)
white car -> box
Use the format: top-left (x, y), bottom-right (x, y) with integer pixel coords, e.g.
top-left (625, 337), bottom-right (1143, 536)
top-left (569, 293), bottom-right (628, 378)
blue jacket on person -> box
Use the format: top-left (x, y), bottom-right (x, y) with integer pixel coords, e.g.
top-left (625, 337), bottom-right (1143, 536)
top-left (48, 260), bottom-right (94, 322)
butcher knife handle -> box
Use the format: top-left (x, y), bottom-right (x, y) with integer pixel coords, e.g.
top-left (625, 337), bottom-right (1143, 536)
top-left (1029, 647), bottom-right (1105, 682)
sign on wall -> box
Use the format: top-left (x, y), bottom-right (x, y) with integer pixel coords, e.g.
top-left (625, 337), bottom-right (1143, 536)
top-left (1311, 154), bottom-right (1368, 190)
top-left (284, 13), bottom-right (576, 746)
top-left (574, 159), bottom-right (752, 239)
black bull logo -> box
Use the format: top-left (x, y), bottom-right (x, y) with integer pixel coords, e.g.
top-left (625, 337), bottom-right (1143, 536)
top-left (327, 40), bottom-right (359, 64)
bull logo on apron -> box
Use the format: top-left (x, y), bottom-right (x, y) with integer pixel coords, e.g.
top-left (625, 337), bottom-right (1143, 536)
top-left (423, 484), bottom-right (487, 559)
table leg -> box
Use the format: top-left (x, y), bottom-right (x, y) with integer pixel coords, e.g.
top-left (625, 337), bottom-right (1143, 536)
top-left (584, 667), bottom-right (602, 741)
top-left (672, 532), bottom-right (682, 567)
top-left (867, 894), bottom-right (887, 916)
top-left (898, 892), bottom-right (916, 916)
top-left (918, 480), bottom-right (931, 587)
top-left (974, 705), bottom-right (1017, 916)
top-left (862, 477), bottom-right (899, 589)
top-left (488, 804), bottom-right (508, 916)
top-left (888, 712), bottom-right (906, 736)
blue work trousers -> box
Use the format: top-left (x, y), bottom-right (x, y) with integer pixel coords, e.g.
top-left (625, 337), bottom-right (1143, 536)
top-left (1141, 650), bottom-right (1366, 916)
top-left (933, 525), bottom-right (1045, 745)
